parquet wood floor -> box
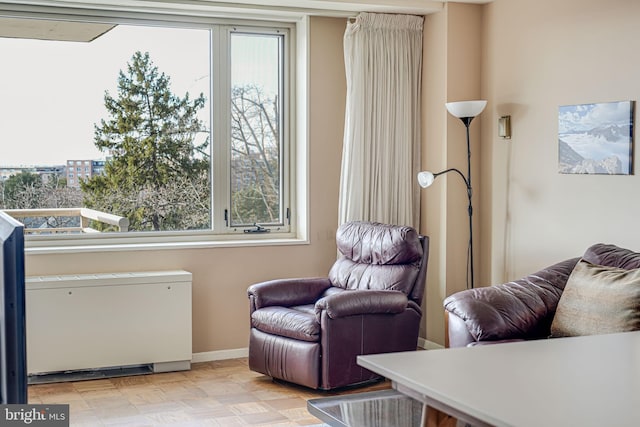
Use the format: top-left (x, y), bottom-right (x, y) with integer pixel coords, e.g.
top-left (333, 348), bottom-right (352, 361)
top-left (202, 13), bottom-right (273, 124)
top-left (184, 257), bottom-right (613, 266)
top-left (28, 358), bottom-right (390, 426)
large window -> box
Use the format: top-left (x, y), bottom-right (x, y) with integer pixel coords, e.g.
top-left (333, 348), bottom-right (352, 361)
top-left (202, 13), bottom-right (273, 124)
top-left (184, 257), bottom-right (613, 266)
top-left (0, 11), bottom-right (293, 243)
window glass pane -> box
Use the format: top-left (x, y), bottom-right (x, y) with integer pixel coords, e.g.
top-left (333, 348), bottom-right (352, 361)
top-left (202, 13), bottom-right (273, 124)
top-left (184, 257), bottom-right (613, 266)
top-left (0, 20), bottom-right (211, 233)
top-left (229, 32), bottom-right (282, 227)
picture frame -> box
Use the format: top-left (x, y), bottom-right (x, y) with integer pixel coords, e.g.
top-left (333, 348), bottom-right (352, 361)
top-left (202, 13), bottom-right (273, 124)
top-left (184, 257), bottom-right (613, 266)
top-left (558, 100), bottom-right (634, 175)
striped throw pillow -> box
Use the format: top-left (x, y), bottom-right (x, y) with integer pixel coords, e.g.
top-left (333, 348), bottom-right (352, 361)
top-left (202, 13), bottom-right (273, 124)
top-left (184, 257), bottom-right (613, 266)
top-left (550, 259), bottom-right (640, 337)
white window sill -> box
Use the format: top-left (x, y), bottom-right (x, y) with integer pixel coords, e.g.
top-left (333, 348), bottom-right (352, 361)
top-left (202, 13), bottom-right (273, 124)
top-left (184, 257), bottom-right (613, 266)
top-left (25, 234), bottom-right (309, 255)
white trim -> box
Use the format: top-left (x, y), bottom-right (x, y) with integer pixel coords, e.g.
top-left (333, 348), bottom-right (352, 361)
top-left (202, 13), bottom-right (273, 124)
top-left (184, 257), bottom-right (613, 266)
top-left (192, 347), bottom-right (249, 363)
top-left (25, 236), bottom-right (310, 255)
top-left (295, 15), bottom-right (309, 242)
top-left (2, 1), bottom-right (445, 18)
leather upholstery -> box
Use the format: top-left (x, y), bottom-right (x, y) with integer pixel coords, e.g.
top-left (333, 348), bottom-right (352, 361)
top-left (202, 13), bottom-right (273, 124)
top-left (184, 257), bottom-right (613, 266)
top-left (247, 221), bottom-right (429, 390)
top-left (329, 222), bottom-right (424, 296)
top-left (251, 306), bottom-right (320, 342)
top-left (315, 289), bottom-right (409, 319)
top-left (444, 243), bottom-right (640, 347)
top-left (582, 243), bottom-right (640, 270)
top-left (249, 329), bottom-right (321, 389)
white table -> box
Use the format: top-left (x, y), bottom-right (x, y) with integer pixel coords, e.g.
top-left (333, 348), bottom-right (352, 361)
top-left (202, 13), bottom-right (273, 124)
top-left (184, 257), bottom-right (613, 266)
top-left (357, 331), bottom-right (640, 427)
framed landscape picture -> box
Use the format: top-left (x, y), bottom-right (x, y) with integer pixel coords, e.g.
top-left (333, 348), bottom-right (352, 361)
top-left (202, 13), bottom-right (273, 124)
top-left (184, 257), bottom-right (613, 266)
top-left (558, 100), bottom-right (634, 174)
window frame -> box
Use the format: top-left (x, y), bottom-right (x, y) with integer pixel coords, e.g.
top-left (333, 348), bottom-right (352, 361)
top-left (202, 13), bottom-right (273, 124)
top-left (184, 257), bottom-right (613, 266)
top-left (212, 24), bottom-right (293, 235)
top-left (0, 5), bottom-right (299, 252)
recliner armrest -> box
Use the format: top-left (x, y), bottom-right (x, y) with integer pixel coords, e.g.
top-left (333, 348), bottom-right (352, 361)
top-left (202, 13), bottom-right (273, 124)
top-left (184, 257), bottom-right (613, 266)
top-left (248, 278), bottom-right (332, 311)
top-left (443, 257), bottom-right (580, 345)
top-left (315, 290), bottom-right (408, 319)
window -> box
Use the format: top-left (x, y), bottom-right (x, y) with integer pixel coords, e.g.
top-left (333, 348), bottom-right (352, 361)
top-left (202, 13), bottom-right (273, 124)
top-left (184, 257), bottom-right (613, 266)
top-left (0, 10), bottom-right (294, 244)
top-left (229, 32), bottom-right (285, 228)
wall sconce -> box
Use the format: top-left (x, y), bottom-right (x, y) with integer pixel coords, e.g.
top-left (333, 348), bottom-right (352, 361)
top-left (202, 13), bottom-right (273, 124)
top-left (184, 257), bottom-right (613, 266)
top-left (499, 115), bottom-right (511, 139)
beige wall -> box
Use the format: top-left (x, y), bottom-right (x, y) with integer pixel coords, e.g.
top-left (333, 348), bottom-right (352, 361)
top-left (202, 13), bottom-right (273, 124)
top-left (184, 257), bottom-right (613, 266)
top-left (480, 0), bottom-right (640, 284)
top-left (422, 0), bottom-right (640, 345)
top-left (421, 5), bottom-right (448, 345)
top-left (421, 3), bottom-right (484, 345)
top-left (25, 16), bottom-right (347, 355)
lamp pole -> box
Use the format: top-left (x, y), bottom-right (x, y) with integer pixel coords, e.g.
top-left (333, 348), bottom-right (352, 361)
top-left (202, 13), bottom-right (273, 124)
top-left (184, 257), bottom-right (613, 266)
top-left (431, 157), bottom-right (474, 289)
top-left (417, 100), bottom-right (486, 290)
top-left (462, 117), bottom-right (474, 290)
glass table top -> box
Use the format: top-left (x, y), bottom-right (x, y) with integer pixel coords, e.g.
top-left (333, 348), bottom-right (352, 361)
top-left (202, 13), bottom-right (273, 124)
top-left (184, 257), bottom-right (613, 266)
top-left (307, 389), bottom-right (423, 427)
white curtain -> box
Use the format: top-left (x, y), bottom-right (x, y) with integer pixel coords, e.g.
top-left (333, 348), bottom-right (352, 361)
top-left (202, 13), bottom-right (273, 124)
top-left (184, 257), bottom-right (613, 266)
top-left (339, 12), bottom-right (424, 227)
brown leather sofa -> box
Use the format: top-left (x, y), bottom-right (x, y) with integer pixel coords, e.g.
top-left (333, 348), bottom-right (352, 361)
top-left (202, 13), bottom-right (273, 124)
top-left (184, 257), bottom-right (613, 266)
top-left (247, 221), bottom-right (429, 390)
top-left (444, 243), bottom-right (640, 347)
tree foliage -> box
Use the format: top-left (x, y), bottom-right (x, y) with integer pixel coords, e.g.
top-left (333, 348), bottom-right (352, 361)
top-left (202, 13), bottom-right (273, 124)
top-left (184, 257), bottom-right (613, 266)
top-left (82, 51), bottom-right (209, 231)
top-left (2, 171), bottom-right (42, 208)
top-left (230, 84), bottom-right (280, 225)
top-left (1, 172), bottom-right (82, 229)
top-left (1, 172), bottom-right (81, 210)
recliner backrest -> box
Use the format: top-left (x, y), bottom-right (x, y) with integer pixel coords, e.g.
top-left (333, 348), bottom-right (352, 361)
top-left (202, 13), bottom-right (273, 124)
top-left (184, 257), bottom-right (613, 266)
top-left (328, 222), bottom-right (426, 300)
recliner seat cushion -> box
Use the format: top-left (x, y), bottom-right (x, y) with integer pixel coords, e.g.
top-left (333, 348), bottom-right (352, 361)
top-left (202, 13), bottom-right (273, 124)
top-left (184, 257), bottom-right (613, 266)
top-left (251, 305), bottom-right (320, 342)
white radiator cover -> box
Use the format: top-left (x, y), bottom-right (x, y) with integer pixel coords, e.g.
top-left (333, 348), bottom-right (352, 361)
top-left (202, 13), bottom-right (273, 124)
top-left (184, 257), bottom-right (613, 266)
top-left (26, 271), bottom-right (192, 375)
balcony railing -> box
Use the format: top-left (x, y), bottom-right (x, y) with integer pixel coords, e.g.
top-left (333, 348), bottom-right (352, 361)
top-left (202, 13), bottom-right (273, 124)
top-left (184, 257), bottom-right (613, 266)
top-left (2, 208), bottom-right (129, 234)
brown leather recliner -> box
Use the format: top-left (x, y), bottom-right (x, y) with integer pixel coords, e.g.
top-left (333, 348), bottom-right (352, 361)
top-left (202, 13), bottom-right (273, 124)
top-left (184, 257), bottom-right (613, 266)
top-left (444, 243), bottom-right (640, 347)
top-left (247, 221), bottom-right (429, 390)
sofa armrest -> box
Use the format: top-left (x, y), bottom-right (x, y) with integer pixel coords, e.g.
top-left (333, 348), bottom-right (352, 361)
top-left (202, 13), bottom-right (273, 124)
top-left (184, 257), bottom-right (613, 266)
top-left (315, 290), bottom-right (408, 320)
top-left (248, 277), bottom-right (332, 311)
top-left (443, 257), bottom-right (580, 346)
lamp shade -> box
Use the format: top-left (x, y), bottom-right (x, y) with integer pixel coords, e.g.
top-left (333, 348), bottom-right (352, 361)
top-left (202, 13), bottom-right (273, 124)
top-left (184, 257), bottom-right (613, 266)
top-left (417, 171), bottom-right (435, 188)
top-left (445, 100), bottom-right (487, 118)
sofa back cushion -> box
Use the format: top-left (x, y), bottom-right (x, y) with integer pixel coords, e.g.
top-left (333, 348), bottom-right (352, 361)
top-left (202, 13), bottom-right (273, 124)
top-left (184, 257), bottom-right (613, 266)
top-left (550, 259), bottom-right (640, 337)
top-left (581, 243), bottom-right (640, 270)
top-left (329, 221), bottom-right (423, 295)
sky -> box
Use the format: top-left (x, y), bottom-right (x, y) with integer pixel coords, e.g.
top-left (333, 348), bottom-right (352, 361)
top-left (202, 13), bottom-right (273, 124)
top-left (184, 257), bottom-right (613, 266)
top-left (0, 21), bottom-right (280, 167)
top-left (558, 100), bottom-right (632, 134)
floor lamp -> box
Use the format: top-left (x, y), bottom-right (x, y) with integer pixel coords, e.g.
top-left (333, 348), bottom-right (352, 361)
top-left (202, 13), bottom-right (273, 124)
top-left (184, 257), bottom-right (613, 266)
top-left (417, 100), bottom-right (487, 289)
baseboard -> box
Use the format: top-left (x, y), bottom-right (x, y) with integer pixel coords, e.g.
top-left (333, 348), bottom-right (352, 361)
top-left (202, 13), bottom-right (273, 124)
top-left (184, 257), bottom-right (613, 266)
top-left (418, 337), bottom-right (444, 350)
top-left (193, 340), bottom-right (442, 363)
top-left (192, 347), bottom-right (249, 363)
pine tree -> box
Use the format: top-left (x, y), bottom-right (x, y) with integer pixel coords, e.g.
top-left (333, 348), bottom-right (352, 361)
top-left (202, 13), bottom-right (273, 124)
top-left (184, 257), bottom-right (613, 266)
top-left (82, 51), bottom-right (209, 231)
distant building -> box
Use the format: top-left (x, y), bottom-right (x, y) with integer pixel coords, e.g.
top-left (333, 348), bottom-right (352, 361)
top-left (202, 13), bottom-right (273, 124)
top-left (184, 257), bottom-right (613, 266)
top-left (1, 161), bottom-right (104, 187)
top-left (0, 167), bottom-right (35, 182)
top-left (66, 159), bottom-right (106, 188)
top-left (92, 160), bottom-right (106, 176)
top-left (35, 165), bottom-right (66, 184)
